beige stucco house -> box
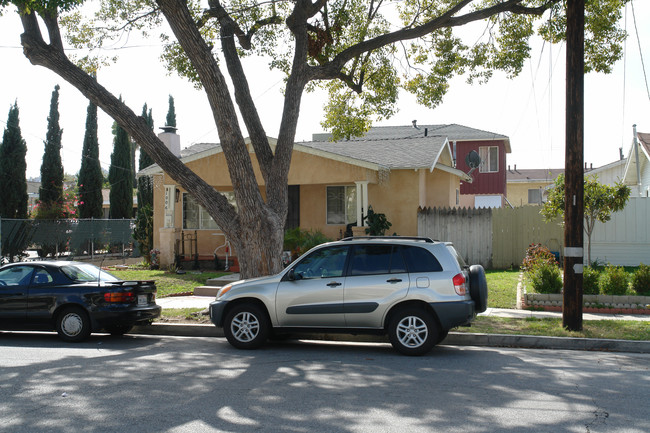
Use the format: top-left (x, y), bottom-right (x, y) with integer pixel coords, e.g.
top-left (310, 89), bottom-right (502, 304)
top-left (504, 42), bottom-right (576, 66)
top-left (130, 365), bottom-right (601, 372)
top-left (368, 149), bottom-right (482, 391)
top-left (139, 125), bottom-right (484, 267)
top-left (506, 159), bottom-right (627, 207)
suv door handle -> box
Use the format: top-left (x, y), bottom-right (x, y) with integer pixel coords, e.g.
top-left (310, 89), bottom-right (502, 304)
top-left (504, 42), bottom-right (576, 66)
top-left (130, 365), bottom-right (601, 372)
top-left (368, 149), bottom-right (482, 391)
top-left (386, 278), bottom-right (402, 283)
top-left (326, 281), bottom-right (342, 287)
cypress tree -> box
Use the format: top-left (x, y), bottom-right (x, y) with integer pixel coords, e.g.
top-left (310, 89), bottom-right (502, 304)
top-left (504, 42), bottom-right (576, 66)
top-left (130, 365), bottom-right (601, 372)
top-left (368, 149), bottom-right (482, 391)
top-left (0, 102), bottom-right (28, 219)
top-left (165, 95), bottom-right (176, 127)
top-left (77, 100), bottom-right (104, 219)
top-left (38, 85), bottom-right (65, 215)
top-left (108, 118), bottom-right (133, 219)
top-left (134, 103), bottom-right (155, 262)
top-left (137, 103), bottom-right (154, 208)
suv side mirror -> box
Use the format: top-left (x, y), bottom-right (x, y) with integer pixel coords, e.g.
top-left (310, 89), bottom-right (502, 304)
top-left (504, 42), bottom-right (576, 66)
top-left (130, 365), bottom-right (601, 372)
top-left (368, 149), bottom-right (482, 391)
top-left (287, 268), bottom-right (302, 281)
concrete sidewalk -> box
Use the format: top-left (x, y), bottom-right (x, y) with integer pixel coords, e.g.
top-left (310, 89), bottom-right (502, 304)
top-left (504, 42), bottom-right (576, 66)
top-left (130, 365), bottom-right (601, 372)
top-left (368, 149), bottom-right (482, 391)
top-left (144, 296), bottom-right (650, 354)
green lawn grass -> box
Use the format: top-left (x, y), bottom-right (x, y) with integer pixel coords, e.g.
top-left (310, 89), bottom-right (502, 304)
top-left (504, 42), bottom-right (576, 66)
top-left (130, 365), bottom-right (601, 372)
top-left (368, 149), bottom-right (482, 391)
top-left (456, 316), bottom-right (650, 340)
top-left (486, 269), bottom-right (520, 309)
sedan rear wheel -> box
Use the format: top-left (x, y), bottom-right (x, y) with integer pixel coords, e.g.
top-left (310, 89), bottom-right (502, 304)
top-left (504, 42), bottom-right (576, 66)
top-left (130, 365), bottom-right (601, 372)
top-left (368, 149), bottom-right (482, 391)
top-left (56, 306), bottom-right (91, 342)
top-left (388, 308), bottom-right (438, 356)
top-left (223, 303), bottom-right (270, 350)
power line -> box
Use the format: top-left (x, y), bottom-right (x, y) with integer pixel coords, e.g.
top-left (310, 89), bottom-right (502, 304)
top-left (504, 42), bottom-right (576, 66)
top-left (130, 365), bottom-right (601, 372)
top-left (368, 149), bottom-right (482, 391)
top-left (631, 0), bottom-right (650, 102)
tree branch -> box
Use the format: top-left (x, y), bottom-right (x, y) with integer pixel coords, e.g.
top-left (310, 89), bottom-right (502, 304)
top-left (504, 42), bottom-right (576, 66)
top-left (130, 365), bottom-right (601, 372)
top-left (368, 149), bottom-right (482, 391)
top-left (208, 0), bottom-right (275, 182)
top-left (156, 0), bottom-right (265, 215)
top-left (310, 0), bottom-right (560, 81)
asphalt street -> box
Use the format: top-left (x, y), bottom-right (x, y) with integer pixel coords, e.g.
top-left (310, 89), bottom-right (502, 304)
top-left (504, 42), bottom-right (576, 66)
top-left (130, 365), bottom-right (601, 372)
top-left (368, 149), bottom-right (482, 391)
top-left (1, 332), bottom-right (649, 433)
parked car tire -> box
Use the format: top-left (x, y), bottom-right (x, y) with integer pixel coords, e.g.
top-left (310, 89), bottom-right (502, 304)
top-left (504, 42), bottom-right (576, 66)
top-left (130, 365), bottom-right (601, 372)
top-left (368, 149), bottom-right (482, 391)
top-left (56, 306), bottom-right (91, 342)
top-left (105, 325), bottom-right (133, 336)
top-left (387, 307), bottom-right (439, 356)
top-left (223, 303), bottom-right (270, 349)
top-left (469, 264), bottom-right (488, 313)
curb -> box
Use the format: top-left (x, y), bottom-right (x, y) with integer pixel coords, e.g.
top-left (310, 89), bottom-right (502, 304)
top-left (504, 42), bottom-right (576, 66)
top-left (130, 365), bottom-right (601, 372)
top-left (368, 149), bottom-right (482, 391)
top-left (132, 323), bottom-right (650, 354)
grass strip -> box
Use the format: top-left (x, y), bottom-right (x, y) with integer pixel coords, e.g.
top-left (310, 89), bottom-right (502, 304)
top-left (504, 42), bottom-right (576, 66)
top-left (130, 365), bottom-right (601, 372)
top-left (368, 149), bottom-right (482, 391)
top-left (455, 316), bottom-right (650, 341)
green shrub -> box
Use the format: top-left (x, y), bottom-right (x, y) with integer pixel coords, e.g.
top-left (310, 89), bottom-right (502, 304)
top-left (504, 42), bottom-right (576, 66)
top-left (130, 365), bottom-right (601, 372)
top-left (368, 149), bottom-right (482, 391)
top-left (582, 266), bottom-right (601, 295)
top-left (283, 228), bottom-right (332, 259)
top-left (528, 262), bottom-right (563, 294)
top-left (365, 205), bottom-right (392, 236)
top-left (632, 263), bottom-right (650, 296)
top-left (599, 264), bottom-right (630, 296)
top-left (522, 243), bottom-right (558, 272)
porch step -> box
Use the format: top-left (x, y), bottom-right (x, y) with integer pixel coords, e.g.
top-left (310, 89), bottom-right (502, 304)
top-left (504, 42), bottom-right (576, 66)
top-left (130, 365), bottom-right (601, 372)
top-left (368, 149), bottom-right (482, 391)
top-left (193, 286), bottom-right (220, 297)
top-left (205, 273), bottom-right (242, 287)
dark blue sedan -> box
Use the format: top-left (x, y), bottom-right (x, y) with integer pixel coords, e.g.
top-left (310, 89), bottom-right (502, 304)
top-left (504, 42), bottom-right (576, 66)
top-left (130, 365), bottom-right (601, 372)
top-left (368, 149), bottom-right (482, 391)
top-left (0, 261), bottom-right (161, 341)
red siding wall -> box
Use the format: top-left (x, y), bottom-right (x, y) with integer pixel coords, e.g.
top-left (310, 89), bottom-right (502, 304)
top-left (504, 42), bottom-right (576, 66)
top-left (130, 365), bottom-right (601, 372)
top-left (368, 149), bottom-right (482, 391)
top-left (456, 140), bottom-right (507, 195)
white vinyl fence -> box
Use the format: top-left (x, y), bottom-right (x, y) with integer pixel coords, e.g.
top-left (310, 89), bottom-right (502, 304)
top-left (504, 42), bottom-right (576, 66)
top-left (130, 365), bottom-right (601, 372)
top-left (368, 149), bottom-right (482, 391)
top-left (589, 197), bottom-right (650, 266)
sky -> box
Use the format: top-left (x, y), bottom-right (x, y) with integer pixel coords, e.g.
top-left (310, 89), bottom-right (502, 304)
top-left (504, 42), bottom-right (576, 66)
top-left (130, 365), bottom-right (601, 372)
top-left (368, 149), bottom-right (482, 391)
top-left (0, 1), bottom-right (649, 180)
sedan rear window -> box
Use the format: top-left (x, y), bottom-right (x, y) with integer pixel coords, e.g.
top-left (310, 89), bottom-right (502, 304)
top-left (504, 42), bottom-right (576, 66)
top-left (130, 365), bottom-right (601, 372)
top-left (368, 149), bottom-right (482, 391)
top-left (401, 246), bottom-right (442, 273)
top-left (61, 264), bottom-right (120, 282)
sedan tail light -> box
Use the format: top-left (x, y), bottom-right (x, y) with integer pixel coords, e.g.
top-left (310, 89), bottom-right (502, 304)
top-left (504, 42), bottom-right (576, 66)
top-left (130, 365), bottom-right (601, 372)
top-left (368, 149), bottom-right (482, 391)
top-left (104, 291), bottom-right (136, 303)
top-left (452, 273), bottom-right (467, 296)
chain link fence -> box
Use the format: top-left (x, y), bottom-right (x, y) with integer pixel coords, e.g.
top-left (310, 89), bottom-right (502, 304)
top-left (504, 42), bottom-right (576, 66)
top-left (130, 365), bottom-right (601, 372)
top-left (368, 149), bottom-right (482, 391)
top-left (0, 218), bottom-right (137, 262)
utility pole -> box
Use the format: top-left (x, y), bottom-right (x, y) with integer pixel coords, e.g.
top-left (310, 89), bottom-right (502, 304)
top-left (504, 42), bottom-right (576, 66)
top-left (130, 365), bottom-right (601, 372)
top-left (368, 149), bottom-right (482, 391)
top-left (563, 0), bottom-right (584, 331)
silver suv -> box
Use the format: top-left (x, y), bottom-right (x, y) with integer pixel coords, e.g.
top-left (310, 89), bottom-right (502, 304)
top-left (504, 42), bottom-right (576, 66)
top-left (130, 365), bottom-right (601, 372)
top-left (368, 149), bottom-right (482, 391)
top-left (209, 236), bottom-right (487, 355)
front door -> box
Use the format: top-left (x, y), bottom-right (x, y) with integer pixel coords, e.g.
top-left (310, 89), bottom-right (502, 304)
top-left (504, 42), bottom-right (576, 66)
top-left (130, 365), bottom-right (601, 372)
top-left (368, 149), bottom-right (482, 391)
top-left (275, 245), bottom-right (349, 327)
top-left (285, 185), bottom-right (300, 230)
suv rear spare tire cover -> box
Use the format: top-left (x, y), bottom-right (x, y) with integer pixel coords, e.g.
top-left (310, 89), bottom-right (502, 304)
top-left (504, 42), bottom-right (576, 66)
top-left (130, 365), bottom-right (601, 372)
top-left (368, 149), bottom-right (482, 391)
top-left (469, 264), bottom-right (488, 313)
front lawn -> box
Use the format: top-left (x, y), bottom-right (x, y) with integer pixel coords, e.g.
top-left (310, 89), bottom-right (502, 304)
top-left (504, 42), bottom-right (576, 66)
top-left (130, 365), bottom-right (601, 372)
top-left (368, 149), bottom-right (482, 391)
top-left (486, 269), bottom-right (520, 309)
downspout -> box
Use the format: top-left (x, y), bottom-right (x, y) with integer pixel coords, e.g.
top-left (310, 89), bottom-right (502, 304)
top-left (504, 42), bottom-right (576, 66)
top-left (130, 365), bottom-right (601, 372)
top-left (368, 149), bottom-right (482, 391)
top-left (633, 124), bottom-right (641, 196)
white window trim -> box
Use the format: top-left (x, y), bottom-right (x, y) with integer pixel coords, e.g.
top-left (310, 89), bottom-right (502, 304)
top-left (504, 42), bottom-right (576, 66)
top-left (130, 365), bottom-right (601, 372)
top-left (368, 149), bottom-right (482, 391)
top-left (326, 185), bottom-right (357, 225)
top-left (479, 146), bottom-right (499, 173)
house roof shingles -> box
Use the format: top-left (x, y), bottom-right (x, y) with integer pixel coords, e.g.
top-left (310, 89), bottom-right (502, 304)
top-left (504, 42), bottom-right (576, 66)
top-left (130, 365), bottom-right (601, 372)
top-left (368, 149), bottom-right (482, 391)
top-left (138, 124), bottom-right (510, 176)
top-left (298, 135), bottom-right (448, 169)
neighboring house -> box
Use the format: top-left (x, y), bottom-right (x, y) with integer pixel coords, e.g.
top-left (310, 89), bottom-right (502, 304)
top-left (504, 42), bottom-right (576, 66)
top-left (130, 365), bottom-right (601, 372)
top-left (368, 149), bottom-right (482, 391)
top-left (101, 188), bottom-right (137, 219)
top-left (139, 124), bottom-right (504, 266)
top-left (623, 131), bottom-right (650, 197)
top-left (27, 181), bottom-right (40, 215)
top-left (506, 159), bottom-right (627, 207)
top-left (506, 166), bottom-right (565, 206)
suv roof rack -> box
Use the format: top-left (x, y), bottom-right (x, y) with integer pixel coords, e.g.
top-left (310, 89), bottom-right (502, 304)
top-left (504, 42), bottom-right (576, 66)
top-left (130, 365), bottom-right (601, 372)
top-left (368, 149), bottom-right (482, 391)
top-left (340, 236), bottom-right (436, 243)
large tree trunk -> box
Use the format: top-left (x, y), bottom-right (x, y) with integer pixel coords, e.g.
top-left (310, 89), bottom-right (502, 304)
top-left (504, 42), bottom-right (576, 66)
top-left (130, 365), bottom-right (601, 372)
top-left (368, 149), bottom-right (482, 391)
top-left (232, 207), bottom-right (286, 278)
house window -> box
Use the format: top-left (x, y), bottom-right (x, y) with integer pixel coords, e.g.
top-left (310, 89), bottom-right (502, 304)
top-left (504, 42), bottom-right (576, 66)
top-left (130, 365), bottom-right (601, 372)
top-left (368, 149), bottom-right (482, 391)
top-left (528, 188), bottom-right (542, 204)
top-left (183, 192), bottom-right (236, 229)
top-left (326, 186), bottom-right (357, 225)
top-left (479, 146), bottom-right (498, 173)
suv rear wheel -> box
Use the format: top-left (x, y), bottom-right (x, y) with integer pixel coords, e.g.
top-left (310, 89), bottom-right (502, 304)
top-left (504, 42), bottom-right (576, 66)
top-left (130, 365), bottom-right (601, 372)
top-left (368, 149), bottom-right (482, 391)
top-left (388, 307), bottom-right (439, 356)
top-left (223, 303), bottom-right (270, 349)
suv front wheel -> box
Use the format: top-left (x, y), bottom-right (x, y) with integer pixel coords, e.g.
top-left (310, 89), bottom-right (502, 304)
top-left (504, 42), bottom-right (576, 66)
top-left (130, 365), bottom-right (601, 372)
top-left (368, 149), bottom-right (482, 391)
top-left (223, 303), bottom-right (270, 350)
top-left (387, 307), bottom-right (439, 356)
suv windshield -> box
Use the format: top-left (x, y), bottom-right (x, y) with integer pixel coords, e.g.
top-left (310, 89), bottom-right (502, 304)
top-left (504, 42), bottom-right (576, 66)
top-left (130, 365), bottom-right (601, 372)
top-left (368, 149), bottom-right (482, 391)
top-left (61, 263), bottom-right (120, 282)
